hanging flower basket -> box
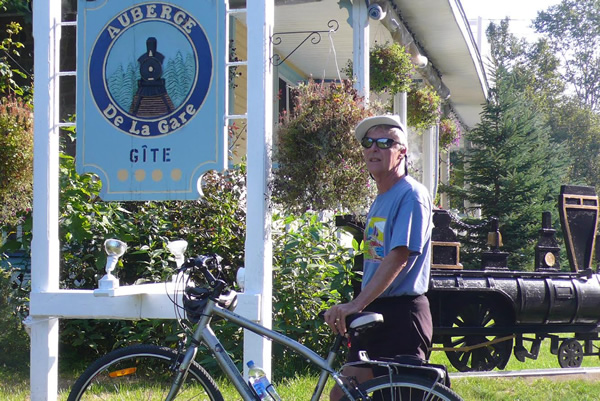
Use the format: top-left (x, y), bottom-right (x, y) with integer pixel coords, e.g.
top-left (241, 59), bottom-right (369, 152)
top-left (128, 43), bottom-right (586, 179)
top-left (344, 42), bottom-right (414, 95)
top-left (439, 116), bottom-right (462, 150)
top-left (407, 83), bottom-right (442, 130)
top-left (370, 42), bottom-right (414, 94)
top-left (273, 79), bottom-right (381, 214)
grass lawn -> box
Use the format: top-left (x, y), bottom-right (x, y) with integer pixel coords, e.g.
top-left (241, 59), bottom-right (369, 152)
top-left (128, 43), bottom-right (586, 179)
top-left (432, 336), bottom-right (600, 400)
top-left (6, 337), bottom-right (600, 400)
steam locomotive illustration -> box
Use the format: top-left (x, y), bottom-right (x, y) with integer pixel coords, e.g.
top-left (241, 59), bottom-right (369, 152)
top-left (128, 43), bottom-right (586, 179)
top-left (338, 185), bottom-right (600, 372)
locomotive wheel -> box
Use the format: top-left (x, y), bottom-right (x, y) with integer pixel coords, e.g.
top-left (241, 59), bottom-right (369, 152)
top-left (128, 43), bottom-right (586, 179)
top-left (558, 338), bottom-right (583, 368)
top-left (442, 300), bottom-right (513, 372)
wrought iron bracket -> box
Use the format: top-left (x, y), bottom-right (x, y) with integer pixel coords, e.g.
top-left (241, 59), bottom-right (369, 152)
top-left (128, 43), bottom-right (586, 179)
top-left (271, 20), bottom-right (339, 66)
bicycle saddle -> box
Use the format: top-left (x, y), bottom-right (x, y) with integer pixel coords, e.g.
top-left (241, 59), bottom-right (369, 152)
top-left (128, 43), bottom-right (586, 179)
top-left (347, 312), bottom-right (384, 332)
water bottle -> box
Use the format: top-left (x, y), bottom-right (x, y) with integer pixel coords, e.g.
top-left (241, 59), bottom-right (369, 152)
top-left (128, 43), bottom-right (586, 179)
top-left (247, 360), bottom-right (282, 401)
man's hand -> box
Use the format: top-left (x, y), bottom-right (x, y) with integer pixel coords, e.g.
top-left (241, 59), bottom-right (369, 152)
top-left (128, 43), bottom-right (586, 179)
top-left (324, 247), bottom-right (410, 336)
top-left (324, 301), bottom-right (361, 336)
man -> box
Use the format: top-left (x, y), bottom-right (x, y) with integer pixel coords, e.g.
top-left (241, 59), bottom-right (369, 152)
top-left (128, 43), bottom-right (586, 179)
top-left (325, 114), bottom-right (433, 400)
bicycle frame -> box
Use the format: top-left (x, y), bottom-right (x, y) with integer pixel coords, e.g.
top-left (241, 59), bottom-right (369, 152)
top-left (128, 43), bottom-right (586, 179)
top-left (167, 294), bottom-right (352, 401)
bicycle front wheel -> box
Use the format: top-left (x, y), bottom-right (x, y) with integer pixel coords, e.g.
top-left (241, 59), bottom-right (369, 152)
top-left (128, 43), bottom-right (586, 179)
top-left (67, 344), bottom-right (224, 401)
top-left (342, 374), bottom-right (463, 401)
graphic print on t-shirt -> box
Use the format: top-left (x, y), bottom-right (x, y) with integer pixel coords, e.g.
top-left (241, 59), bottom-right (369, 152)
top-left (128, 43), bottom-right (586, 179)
top-left (365, 216), bottom-right (386, 261)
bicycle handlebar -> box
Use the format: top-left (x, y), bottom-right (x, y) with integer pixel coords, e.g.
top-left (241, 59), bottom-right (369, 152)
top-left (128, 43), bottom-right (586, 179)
top-left (182, 255), bottom-right (220, 284)
top-left (180, 254), bottom-right (239, 322)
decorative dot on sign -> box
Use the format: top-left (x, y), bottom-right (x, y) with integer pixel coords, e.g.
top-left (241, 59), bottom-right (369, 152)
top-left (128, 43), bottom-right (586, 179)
top-left (152, 169), bottom-right (163, 182)
top-left (117, 169), bottom-right (128, 181)
top-left (171, 168), bottom-right (182, 181)
top-left (135, 169), bottom-right (146, 182)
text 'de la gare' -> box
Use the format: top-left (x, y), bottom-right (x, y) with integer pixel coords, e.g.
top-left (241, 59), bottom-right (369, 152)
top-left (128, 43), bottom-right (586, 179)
top-left (102, 103), bottom-right (197, 136)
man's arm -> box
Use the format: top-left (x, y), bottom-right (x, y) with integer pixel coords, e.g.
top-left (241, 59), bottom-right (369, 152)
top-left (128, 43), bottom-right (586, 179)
top-left (324, 246), bottom-right (410, 335)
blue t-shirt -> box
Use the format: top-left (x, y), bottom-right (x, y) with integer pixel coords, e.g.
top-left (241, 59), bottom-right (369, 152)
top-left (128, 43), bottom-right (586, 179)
top-left (362, 175), bottom-right (432, 296)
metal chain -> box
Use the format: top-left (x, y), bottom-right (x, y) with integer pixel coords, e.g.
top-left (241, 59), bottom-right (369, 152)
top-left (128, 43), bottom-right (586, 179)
top-left (447, 210), bottom-right (489, 230)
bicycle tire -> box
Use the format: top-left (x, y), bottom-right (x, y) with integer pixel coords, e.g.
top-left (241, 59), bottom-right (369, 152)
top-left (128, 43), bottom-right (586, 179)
top-left (341, 373), bottom-right (463, 401)
top-left (67, 344), bottom-right (224, 401)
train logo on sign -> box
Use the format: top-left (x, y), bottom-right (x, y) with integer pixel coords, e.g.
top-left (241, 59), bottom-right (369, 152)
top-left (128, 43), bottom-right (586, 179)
top-left (88, 3), bottom-right (212, 137)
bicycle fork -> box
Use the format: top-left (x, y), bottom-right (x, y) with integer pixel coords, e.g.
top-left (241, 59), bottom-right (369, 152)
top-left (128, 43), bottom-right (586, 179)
top-left (164, 341), bottom-right (199, 401)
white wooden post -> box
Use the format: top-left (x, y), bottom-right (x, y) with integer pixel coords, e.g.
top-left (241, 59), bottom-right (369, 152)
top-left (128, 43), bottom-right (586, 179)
top-left (352, 0), bottom-right (369, 99)
top-left (243, 0), bottom-right (274, 377)
top-left (422, 125), bottom-right (438, 199)
top-left (30, 0), bottom-right (61, 399)
top-left (396, 93), bottom-right (440, 198)
top-left (394, 92), bottom-right (407, 127)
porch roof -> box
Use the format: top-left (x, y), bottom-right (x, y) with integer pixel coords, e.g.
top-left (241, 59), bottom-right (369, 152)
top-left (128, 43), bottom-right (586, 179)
top-left (236, 0), bottom-right (489, 129)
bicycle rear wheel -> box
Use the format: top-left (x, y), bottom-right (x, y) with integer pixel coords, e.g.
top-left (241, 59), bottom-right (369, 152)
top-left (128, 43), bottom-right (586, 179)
top-left (67, 344), bottom-right (224, 401)
top-left (341, 373), bottom-right (462, 401)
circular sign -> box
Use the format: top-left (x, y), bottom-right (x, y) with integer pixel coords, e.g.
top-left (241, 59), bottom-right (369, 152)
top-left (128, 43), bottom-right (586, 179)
top-left (88, 3), bottom-right (213, 137)
top-left (544, 252), bottom-right (556, 267)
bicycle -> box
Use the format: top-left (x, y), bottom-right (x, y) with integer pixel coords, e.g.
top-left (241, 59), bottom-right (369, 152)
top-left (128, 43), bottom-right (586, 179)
top-left (67, 246), bottom-right (463, 401)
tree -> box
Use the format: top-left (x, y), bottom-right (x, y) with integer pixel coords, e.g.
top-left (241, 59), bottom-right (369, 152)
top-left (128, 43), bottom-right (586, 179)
top-left (488, 17), bottom-right (600, 197)
top-left (550, 98), bottom-right (600, 190)
top-left (444, 62), bottom-right (567, 270)
top-left (487, 19), bottom-right (564, 119)
top-left (534, 0), bottom-right (600, 111)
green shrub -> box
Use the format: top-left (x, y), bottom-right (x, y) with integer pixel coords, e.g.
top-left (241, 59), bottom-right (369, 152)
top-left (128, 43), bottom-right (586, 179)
top-left (190, 212), bottom-right (360, 380)
top-left (55, 154), bottom-right (248, 368)
top-left (0, 19), bottom-right (30, 99)
top-left (0, 96), bottom-right (32, 227)
top-left (0, 266), bottom-right (29, 371)
top-left (271, 212), bottom-right (358, 379)
top-left (4, 147), bottom-right (359, 378)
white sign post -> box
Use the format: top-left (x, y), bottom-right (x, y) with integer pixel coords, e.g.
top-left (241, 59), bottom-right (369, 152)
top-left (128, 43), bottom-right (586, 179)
top-left (243, 0), bottom-right (275, 377)
top-left (30, 0), bottom-right (61, 398)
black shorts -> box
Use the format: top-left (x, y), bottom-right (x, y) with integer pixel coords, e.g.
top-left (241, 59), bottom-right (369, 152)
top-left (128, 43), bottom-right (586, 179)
top-left (347, 294), bottom-right (433, 363)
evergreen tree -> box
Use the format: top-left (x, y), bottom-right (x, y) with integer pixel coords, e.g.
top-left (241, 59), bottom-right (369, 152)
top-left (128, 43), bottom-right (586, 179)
top-left (446, 63), bottom-right (567, 270)
top-left (107, 64), bottom-right (128, 109)
top-left (487, 14), bottom-right (600, 195)
top-left (164, 58), bottom-right (180, 105)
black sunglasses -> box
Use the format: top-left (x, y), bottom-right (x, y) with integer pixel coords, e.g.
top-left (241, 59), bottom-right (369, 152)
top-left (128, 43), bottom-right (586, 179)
top-left (361, 137), bottom-right (398, 149)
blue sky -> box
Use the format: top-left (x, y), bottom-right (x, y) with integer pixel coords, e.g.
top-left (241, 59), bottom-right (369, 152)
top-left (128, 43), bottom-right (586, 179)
top-left (461, 0), bottom-right (562, 41)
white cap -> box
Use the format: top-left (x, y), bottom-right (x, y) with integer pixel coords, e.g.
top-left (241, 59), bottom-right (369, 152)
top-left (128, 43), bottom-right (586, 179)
top-left (354, 114), bottom-right (406, 142)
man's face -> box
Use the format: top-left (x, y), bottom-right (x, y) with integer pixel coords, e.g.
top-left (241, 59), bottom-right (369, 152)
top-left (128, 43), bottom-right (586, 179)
top-left (362, 126), bottom-right (406, 177)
